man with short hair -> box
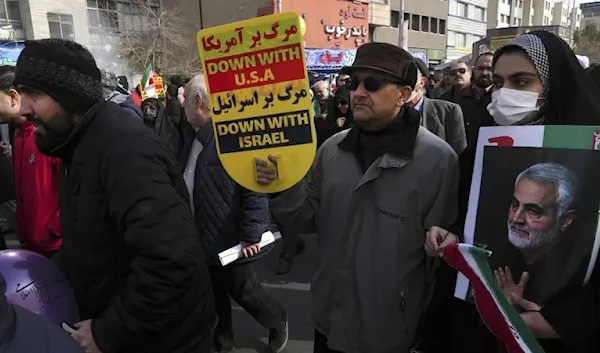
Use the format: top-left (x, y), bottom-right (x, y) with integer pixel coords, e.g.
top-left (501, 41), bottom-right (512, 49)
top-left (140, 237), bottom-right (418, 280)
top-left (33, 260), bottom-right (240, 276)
top-left (255, 42), bottom-right (459, 353)
top-left (409, 59), bottom-right (467, 155)
top-left (181, 74), bottom-right (289, 353)
top-left (441, 53), bottom-right (494, 147)
top-left (507, 162), bottom-right (578, 263)
top-left (14, 38), bottom-right (215, 353)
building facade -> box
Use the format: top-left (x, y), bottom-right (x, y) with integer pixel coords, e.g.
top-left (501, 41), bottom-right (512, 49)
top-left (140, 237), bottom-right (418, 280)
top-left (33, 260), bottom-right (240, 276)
top-left (580, 1), bottom-right (600, 29)
top-left (1, 0), bottom-right (162, 75)
top-left (386, 0), bottom-right (448, 65)
top-left (445, 0), bottom-right (488, 60)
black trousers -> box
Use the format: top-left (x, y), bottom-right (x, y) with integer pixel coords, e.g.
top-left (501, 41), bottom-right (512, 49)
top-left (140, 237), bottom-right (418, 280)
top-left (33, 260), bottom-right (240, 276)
top-left (314, 330), bottom-right (344, 353)
top-left (209, 262), bottom-right (287, 349)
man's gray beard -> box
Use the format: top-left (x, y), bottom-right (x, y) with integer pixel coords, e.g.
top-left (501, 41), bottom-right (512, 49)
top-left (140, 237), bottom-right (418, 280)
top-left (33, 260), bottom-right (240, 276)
top-left (507, 220), bottom-right (561, 251)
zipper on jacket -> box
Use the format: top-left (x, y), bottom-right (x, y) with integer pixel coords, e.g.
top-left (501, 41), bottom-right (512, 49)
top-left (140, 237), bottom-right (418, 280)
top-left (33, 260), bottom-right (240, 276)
top-left (399, 286), bottom-right (408, 335)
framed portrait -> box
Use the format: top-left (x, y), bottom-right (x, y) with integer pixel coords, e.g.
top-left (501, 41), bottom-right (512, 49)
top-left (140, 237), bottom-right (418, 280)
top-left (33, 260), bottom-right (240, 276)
top-left (455, 126), bottom-right (600, 306)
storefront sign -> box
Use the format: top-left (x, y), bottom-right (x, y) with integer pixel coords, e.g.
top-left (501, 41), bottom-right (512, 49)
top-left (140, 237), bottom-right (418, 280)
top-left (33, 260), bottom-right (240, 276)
top-left (282, 0), bottom-right (369, 49)
top-left (304, 48), bottom-right (356, 71)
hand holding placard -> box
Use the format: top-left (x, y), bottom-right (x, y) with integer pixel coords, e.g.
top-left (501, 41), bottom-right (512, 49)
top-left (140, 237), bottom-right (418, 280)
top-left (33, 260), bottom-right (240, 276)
top-left (197, 12), bottom-right (316, 194)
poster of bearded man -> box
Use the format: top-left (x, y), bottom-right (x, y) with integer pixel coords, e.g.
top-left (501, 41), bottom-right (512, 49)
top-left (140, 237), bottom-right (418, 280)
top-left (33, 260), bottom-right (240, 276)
top-left (455, 125), bottom-right (600, 308)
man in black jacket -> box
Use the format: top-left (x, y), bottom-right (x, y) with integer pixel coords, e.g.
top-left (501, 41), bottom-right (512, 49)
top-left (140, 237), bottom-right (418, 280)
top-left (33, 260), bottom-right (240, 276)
top-left (181, 74), bottom-right (288, 353)
top-left (13, 38), bottom-right (216, 353)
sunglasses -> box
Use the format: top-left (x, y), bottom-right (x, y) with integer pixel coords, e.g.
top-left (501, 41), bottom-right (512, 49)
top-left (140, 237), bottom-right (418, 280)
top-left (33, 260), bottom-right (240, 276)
top-left (450, 68), bottom-right (467, 76)
top-left (336, 99), bottom-right (348, 106)
top-left (347, 76), bottom-right (400, 92)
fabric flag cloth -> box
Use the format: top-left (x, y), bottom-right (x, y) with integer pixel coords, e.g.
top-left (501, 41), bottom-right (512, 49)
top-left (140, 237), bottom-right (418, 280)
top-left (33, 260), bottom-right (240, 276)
top-left (443, 243), bottom-right (546, 353)
top-left (141, 64), bottom-right (157, 99)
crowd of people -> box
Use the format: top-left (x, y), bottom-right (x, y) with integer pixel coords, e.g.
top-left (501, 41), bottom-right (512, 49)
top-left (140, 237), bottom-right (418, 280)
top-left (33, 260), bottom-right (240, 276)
top-left (0, 28), bottom-right (599, 353)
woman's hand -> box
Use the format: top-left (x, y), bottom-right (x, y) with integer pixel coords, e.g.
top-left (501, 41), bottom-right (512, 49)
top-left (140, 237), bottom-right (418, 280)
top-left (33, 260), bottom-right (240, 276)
top-left (425, 226), bottom-right (459, 257)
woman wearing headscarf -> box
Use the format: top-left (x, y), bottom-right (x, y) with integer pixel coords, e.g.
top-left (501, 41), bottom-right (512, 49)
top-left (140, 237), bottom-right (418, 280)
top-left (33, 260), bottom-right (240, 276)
top-left (141, 97), bottom-right (183, 159)
top-left (318, 86), bottom-right (353, 146)
top-left (422, 31), bottom-right (600, 353)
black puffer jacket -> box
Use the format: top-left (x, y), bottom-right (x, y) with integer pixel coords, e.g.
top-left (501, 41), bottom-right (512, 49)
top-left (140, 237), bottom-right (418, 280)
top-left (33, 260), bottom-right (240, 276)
top-left (51, 101), bottom-right (215, 353)
top-left (179, 125), bottom-right (271, 267)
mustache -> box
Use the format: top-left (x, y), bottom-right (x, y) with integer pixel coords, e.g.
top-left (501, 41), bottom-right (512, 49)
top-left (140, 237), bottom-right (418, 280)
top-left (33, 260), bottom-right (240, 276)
top-left (508, 222), bottom-right (529, 233)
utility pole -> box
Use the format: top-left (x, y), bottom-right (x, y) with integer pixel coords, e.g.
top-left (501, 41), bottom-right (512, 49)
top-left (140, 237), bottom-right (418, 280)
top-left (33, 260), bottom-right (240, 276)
top-left (397, 0), bottom-right (408, 49)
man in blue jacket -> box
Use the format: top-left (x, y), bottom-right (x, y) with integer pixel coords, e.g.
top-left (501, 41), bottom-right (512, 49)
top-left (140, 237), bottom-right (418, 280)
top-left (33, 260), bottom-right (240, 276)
top-left (0, 273), bottom-right (84, 353)
top-left (180, 74), bottom-right (288, 353)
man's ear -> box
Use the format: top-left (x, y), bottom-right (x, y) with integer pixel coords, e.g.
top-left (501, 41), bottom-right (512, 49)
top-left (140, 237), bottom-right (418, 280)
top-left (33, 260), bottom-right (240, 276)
top-left (397, 86), bottom-right (413, 107)
top-left (8, 88), bottom-right (19, 107)
top-left (559, 210), bottom-right (576, 231)
top-left (195, 94), bottom-right (203, 108)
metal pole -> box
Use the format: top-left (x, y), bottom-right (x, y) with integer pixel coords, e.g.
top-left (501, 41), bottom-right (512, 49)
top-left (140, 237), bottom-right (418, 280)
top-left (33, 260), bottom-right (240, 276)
top-left (398, 0), bottom-right (406, 48)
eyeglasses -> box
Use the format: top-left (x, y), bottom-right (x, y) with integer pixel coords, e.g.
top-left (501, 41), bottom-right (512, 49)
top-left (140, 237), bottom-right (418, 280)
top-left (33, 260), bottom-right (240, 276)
top-left (348, 76), bottom-right (398, 92)
top-left (450, 68), bottom-right (467, 76)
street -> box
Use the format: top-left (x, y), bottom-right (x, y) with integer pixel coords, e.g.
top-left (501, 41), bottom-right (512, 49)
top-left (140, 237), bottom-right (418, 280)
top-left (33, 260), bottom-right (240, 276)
top-left (229, 234), bottom-right (316, 353)
top-left (3, 227), bottom-right (318, 353)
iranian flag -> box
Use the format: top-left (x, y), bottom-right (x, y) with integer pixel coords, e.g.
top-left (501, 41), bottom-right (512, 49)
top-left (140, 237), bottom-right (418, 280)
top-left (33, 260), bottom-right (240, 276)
top-left (141, 64), bottom-right (157, 98)
top-left (443, 243), bottom-right (546, 353)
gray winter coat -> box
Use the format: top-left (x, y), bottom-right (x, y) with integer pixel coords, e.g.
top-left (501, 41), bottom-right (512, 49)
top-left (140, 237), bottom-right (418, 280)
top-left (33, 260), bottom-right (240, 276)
top-left (271, 126), bottom-right (459, 353)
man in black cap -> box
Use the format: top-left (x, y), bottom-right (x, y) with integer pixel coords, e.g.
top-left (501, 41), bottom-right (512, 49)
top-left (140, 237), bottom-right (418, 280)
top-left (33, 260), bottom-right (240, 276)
top-left (408, 58), bottom-right (467, 155)
top-left (253, 42), bottom-right (459, 353)
top-left (14, 38), bottom-right (216, 353)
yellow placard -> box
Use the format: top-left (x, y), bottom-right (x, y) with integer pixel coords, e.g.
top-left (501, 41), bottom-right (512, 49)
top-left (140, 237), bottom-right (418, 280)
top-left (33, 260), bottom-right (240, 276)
top-left (197, 12), bottom-right (316, 193)
top-left (140, 75), bottom-right (166, 102)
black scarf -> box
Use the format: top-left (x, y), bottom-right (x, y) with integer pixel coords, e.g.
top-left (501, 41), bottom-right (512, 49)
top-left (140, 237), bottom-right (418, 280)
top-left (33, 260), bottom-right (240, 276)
top-left (338, 105), bottom-right (420, 171)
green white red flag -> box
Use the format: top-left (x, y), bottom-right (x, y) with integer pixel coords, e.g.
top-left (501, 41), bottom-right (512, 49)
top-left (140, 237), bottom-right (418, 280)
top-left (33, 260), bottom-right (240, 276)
top-left (443, 243), bottom-right (546, 353)
top-left (141, 64), bottom-right (157, 98)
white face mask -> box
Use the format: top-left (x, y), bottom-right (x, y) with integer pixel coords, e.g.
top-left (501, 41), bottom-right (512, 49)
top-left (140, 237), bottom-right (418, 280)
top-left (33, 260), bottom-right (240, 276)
top-left (487, 88), bottom-right (540, 126)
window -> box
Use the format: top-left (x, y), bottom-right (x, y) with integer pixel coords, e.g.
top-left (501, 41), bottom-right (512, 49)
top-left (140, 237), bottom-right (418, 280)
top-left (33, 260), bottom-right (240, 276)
top-left (439, 19), bottom-right (446, 34)
top-left (421, 16), bottom-right (429, 31)
top-left (475, 7), bottom-right (485, 21)
top-left (87, 0), bottom-right (159, 34)
top-left (87, 0), bottom-right (118, 33)
top-left (513, 17), bottom-right (518, 25)
top-left (118, 0), bottom-right (159, 32)
top-left (411, 14), bottom-right (420, 30)
top-left (48, 13), bottom-right (74, 39)
top-left (391, 10), bottom-right (400, 27)
top-left (455, 32), bottom-right (466, 47)
top-left (517, 18), bottom-right (522, 25)
top-left (518, 0), bottom-right (523, 7)
top-left (404, 12), bottom-right (410, 23)
top-left (431, 17), bottom-right (438, 33)
top-left (457, 2), bottom-right (467, 17)
top-left (0, 0), bottom-right (24, 40)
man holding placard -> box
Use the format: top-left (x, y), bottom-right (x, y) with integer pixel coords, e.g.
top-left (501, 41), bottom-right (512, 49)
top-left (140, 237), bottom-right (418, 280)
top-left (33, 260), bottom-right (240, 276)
top-left (181, 74), bottom-right (288, 353)
top-left (255, 43), bottom-right (459, 353)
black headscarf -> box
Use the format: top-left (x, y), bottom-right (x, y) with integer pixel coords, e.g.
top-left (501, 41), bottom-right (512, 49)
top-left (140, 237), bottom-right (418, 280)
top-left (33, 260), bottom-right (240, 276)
top-left (330, 86), bottom-right (353, 126)
top-left (493, 31), bottom-right (600, 126)
top-left (141, 97), bottom-right (165, 131)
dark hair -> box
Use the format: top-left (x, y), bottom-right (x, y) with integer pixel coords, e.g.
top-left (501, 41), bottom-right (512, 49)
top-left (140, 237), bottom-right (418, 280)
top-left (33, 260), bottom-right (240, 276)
top-left (452, 60), bottom-right (471, 71)
top-left (0, 65), bottom-right (15, 92)
top-left (474, 52), bottom-right (493, 66)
